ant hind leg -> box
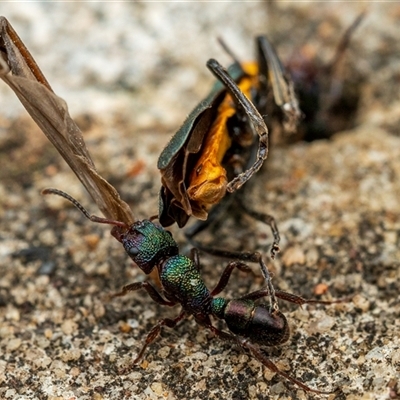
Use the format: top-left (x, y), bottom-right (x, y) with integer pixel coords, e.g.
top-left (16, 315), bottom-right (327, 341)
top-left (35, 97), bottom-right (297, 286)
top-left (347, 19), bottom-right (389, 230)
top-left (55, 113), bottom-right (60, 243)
top-left (203, 319), bottom-right (336, 394)
top-left (243, 340), bottom-right (338, 394)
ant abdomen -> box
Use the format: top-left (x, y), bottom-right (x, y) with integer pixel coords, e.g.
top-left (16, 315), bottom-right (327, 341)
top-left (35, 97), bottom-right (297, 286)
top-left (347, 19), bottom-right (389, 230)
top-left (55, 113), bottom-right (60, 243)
top-left (222, 299), bottom-right (290, 346)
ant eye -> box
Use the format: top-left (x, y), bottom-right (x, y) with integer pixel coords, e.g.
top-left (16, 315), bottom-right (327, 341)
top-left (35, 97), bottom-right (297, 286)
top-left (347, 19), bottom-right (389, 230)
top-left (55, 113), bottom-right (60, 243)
top-left (128, 245), bottom-right (140, 257)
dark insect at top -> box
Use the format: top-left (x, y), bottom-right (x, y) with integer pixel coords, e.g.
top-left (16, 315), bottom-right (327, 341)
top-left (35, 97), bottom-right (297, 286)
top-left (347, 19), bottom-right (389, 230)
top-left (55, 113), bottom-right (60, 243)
top-left (157, 35), bottom-right (302, 229)
top-left (271, 12), bottom-right (366, 143)
top-left (157, 13), bottom-right (365, 229)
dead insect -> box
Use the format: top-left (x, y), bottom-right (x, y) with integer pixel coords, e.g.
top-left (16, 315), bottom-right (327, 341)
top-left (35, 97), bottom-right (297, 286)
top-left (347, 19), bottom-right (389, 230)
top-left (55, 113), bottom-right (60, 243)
top-left (157, 36), bottom-right (295, 259)
top-left (157, 54), bottom-right (278, 225)
top-left (1, 17), bottom-right (343, 394)
top-left (158, 12), bottom-right (365, 236)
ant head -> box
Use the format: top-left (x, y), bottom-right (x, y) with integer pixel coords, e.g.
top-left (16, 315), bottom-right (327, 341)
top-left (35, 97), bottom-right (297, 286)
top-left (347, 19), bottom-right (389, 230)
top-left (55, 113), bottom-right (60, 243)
top-left (119, 220), bottom-right (179, 274)
top-left (42, 189), bottom-right (179, 275)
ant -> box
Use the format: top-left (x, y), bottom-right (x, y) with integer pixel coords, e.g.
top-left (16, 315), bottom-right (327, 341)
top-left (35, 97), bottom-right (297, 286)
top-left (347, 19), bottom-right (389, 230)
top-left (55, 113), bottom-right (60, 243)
top-left (43, 187), bottom-right (340, 395)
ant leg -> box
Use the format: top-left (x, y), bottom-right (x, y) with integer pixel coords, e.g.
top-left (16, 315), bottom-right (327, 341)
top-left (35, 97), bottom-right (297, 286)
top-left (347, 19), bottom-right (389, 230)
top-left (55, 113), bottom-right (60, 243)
top-left (134, 310), bottom-right (186, 363)
top-left (186, 194), bottom-right (280, 260)
top-left (240, 288), bottom-right (349, 306)
top-left (274, 289), bottom-right (350, 306)
top-left (243, 340), bottom-right (337, 394)
top-left (111, 282), bottom-right (176, 307)
top-left (235, 194), bottom-right (280, 259)
top-left (203, 319), bottom-right (335, 394)
top-left (211, 260), bottom-right (253, 296)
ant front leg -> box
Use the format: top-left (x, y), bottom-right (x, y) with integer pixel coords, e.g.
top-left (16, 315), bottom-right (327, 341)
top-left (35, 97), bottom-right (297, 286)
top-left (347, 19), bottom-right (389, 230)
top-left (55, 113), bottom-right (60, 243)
top-left (111, 281), bottom-right (176, 307)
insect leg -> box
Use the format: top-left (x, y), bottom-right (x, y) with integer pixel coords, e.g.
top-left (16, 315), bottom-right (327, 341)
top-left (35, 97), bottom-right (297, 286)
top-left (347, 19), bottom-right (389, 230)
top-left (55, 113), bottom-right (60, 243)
top-left (257, 35), bottom-right (302, 134)
top-left (210, 260), bottom-right (253, 296)
top-left (240, 288), bottom-right (349, 306)
top-left (134, 310), bottom-right (186, 363)
top-left (202, 317), bottom-right (335, 394)
top-left (325, 11), bottom-right (366, 75)
top-left (235, 194), bottom-right (280, 259)
top-left (206, 59), bottom-right (269, 193)
top-left (111, 282), bottom-right (176, 307)
top-left (243, 340), bottom-right (337, 394)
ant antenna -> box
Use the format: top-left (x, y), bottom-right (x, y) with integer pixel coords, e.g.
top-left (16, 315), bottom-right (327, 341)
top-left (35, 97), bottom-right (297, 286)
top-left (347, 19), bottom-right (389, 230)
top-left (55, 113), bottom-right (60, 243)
top-left (41, 188), bottom-right (129, 230)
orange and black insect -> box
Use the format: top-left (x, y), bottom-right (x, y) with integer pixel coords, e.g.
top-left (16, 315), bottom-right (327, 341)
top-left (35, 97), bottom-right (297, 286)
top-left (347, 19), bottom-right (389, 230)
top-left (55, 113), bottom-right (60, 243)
top-left (158, 13), bottom-right (364, 255)
top-left (157, 35), bottom-right (301, 258)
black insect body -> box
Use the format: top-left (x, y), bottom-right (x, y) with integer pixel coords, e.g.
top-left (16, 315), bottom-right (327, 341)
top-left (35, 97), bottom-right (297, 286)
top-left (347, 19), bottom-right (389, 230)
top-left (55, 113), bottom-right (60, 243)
top-left (1, 17), bottom-right (341, 394)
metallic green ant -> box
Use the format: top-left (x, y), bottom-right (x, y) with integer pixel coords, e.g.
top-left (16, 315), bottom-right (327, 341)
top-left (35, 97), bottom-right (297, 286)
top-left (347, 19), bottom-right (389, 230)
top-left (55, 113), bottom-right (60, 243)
top-left (43, 188), bottom-right (338, 395)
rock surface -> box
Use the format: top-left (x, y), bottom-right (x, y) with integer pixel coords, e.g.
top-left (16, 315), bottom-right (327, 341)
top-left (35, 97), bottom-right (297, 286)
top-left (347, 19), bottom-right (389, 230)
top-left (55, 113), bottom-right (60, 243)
top-left (0, 3), bottom-right (399, 400)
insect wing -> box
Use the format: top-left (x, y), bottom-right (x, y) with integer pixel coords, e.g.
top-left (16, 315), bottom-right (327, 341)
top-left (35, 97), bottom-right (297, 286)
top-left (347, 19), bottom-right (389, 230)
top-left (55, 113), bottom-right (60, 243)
top-left (158, 100), bottom-right (217, 227)
top-left (0, 17), bottom-right (134, 225)
top-left (157, 62), bottom-right (244, 172)
top-left (158, 63), bottom-right (244, 227)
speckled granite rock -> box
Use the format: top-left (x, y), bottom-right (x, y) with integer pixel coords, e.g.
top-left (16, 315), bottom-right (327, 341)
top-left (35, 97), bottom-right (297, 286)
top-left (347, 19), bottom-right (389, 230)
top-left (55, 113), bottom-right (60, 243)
top-left (0, 3), bottom-right (399, 400)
